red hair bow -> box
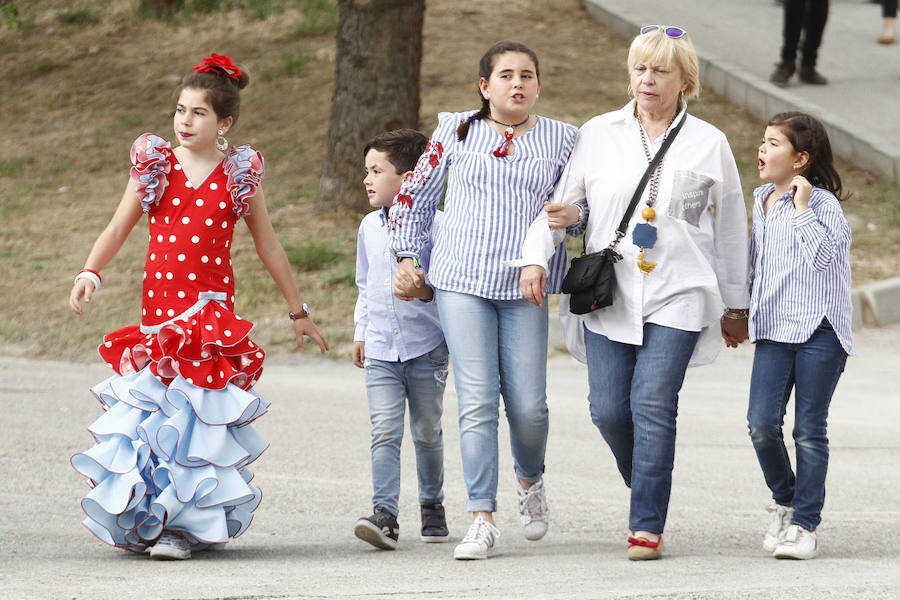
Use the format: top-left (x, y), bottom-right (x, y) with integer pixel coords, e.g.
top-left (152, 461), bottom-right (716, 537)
top-left (193, 53), bottom-right (242, 80)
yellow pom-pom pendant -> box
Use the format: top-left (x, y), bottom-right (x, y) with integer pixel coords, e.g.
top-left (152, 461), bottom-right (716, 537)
top-left (642, 206), bottom-right (656, 220)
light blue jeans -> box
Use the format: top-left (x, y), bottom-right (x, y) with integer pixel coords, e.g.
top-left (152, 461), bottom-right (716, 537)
top-left (435, 290), bottom-right (549, 513)
top-left (584, 323), bottom-right (699, 534)
top-left (747, 319), bottom-right (847, 531)
top-left (365, 341), bottom-right (449, 517)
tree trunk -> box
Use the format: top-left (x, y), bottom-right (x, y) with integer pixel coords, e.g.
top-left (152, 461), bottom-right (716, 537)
top-left (316, 0), bottom-right (424, 213)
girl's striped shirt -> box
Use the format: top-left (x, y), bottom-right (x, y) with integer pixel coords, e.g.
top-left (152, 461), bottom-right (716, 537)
top-left (389, 111), bottom-right (578, 300)
top-left (749, 182), bottom-right (855, 355)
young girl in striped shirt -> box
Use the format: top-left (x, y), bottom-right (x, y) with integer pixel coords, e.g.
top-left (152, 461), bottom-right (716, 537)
top-left (389, 41), bottom-right (578, 560)
top-left (747, 112), bottom-right (854, 560)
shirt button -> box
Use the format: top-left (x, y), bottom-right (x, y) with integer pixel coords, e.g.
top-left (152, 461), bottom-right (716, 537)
top-left (393, 329), bottom-right (399, 334)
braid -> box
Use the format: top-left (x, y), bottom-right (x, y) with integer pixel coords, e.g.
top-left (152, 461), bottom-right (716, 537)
top-left (457, 98), bottom-right (490, 142)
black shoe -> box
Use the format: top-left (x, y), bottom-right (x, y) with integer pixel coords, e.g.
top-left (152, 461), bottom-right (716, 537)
top-left (420, 502), bottom-right (450, 543)
top-left (798, 66), bottom-right (828, 85)
top-left (354, 509), bottom-right (399, 550)
top-left (769, 61), bottom-right (795, 86)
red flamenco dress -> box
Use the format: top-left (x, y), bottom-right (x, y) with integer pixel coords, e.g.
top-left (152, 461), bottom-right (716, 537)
top-left (71, 133), bottom-right (270, 552)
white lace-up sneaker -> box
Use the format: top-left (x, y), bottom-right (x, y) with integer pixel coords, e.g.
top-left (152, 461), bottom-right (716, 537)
top-left (517, 478), bottom-right (549, 541)
top-left (774, 524), bottom-right (819, 559)
top-left (453, 516), bottom-right (500, 560)
top-left (150, 530), bottom-right (192, 560)
top-left (763, 503), bottom-right (794, 552)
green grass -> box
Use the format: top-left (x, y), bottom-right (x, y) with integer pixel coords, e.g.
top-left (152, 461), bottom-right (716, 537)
top-left (262, 52), bottom-right (312, 80)
top-left (284, 239), bottom-right (343, 272)
top-left (0, 157), bottom-right (24, 177)
top-left (293, 0), bottom-right (338, 38)
top-left (56, 7), bottom-right (100, 24)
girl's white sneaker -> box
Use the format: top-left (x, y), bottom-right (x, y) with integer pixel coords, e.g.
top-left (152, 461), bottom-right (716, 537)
top-left (763, 503), bottom-right (794, 552)
top-left (773, 524), bottom-right (819, 559)
top-left (453, 516), bottom-right (500, 560)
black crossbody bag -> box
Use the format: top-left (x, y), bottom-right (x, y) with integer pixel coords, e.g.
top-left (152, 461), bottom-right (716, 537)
top-left (562, 112), bottom-right (687, 315)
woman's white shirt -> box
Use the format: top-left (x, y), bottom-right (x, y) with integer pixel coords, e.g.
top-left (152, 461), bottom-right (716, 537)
top-left (522, 100), bottom-right (750, 366)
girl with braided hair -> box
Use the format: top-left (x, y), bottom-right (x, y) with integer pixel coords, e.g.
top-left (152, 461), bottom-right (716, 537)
top-left (389, 41), bottom-right (579, 560)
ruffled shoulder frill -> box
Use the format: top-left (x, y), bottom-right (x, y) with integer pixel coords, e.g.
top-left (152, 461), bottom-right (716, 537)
top-left (223, 145), bottom-right (265, 219)
top-left (98, 300), bottom-right (265, 392)
top-left (130, 133), bottom-right (173, 213)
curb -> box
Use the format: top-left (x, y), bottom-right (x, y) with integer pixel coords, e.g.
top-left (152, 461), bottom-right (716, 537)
top-left (580, 0), bottom-right (900, 184)
top-left (853, 276), bottom-right (900, 329)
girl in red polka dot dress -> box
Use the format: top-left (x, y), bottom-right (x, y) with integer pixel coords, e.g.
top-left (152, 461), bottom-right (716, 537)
top-left (68, 54), bottom-right (328, 560)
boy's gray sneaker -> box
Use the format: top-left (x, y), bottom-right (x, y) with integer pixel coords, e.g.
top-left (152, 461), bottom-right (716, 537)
top-left (420, 502), bottom-right (449, 543)
top-left (355, 509), bottom-right (399, 550)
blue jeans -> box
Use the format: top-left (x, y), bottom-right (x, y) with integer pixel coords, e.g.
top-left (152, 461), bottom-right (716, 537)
top-left (584, 323), bottom-right (699, 534)
top-left (365, 341), bottom-right (449, 517)
top-left (747, 319), bottom-right (847, 531)
top-left (435, 290), bottom-right (549, 513)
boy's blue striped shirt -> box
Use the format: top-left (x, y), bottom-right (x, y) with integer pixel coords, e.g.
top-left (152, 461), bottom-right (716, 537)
top-left (389, 111), bottom-right (577, 300)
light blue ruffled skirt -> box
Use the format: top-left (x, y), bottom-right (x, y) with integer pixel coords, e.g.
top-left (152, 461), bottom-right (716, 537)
top-left (71, 367), bottom-right (269, 552)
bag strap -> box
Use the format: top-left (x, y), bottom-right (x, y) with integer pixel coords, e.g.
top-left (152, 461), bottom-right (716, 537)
top-left (585, 110), bottom-right (688, 254)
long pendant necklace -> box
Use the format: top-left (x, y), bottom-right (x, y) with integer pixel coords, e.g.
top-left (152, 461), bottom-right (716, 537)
top-left (632, 112), bottom-right (676, 275)
top-left (488, 114), bottom-right (530, 157)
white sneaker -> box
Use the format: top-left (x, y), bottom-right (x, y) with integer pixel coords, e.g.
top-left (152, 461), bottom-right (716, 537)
top-left (774, 524), bottom-right (819, 559)
top-left (453, 516), bottom-right (500, 560)
top-left (149, 530), bottom-right (192, 560)
top-left (517, 478), bottom-right (549, 541)
top-left (763, 503), bottom-right (794, 552)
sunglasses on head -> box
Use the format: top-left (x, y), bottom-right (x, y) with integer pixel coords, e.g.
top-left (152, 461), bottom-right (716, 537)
top-left (640, 25), bottom-right (688, 39)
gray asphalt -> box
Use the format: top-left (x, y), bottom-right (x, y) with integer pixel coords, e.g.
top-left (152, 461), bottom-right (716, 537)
top-left (1, 321), bottom-right (898, 599)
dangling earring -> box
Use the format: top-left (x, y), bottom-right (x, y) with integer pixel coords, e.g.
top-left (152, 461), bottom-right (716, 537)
top-left (216, 129), bottom-right (228, 152)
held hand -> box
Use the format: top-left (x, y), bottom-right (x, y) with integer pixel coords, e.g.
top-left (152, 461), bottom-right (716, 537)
top-left (720, 316), bottom-right (749, 348)
top-left (520, 265), bottom-right (547, 307)
top-left (790, 175), bottom-right (812, 213)
top-left (544, 202), bottom-right (580, 229)
top-left (292, 317), bottom-right (329, 354)
top-left (352, 341), bottom-right (365, 368)
top-left (393, 258), bottom-right (424, 302)
top-left (68, 279), bottom-right (96, 315)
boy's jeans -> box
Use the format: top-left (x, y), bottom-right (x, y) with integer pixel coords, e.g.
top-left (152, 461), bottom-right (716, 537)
top-left (583, 322), bottom-right (699, 534)
top-left (435, 290), bottom-right (549, 514)
top-left (747, 319), bottom-right (847, 531)
top-left (365, 341), bottom-right (449, 517)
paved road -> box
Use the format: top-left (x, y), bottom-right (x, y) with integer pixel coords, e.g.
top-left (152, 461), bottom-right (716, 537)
top-left (1, 323), bottom-right (898, 599)
top-left (584, 0), bottom-right (900, 183)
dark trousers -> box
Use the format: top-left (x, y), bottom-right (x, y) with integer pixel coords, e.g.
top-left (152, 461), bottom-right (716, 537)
top-left (780, 0), bottom-right (829, 67)
top-left (884, 0), bottom-right (898, 19)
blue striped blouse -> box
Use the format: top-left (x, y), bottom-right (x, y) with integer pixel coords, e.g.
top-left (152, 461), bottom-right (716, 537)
top-left (749, 182), bottom-right (855, 355)
top-left (388, 111), bottom-right (577, 300)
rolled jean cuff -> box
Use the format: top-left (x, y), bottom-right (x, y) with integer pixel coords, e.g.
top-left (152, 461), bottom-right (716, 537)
top-left (515, 467), bottom-right (544, 484)
top-left (466, 498), bottom-right (497, 513)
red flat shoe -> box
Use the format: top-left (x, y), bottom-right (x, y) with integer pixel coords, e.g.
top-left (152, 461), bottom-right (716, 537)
top-left (627, 535), bottom-right (664, 560)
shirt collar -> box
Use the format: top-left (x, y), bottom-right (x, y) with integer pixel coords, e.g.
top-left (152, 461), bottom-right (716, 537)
top-left (619, 98), bottom-right (688, 135)
top-left (754, 182), bottom-right (794, 206)
top-left (379, 207), bottom-right (389, 227)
